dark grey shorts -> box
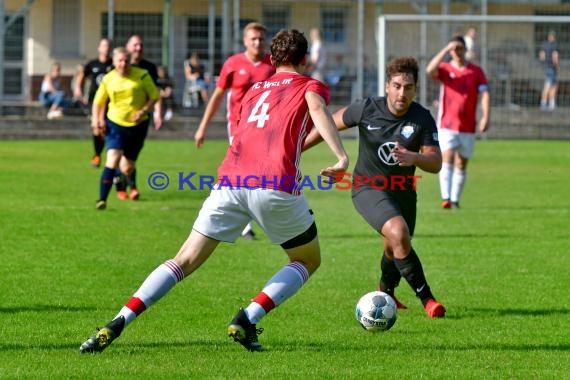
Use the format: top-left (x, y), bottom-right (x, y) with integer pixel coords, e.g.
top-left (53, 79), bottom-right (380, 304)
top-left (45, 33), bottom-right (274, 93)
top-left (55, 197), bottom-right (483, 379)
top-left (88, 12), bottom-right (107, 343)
top-left (352, 188), bottom-right (417, 236)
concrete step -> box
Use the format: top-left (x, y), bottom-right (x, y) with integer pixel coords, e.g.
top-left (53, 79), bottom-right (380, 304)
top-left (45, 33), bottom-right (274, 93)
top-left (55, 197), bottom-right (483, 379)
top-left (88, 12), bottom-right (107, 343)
top-left (0, 114), bottom-right (230, 140)
top-left (1, 105), bottom-right (569, 140)
top-left (0, 102), bottom-right (88, 117)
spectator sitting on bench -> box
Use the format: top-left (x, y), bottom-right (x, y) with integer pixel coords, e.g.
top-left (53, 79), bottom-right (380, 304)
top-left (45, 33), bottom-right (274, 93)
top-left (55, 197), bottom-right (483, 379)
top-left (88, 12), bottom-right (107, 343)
top-left (157, 65), bottom-right (175, 121)
top-left (183, 52), bottom-right (209, 108)
top-left (39, 61), bottom-right (72, 119)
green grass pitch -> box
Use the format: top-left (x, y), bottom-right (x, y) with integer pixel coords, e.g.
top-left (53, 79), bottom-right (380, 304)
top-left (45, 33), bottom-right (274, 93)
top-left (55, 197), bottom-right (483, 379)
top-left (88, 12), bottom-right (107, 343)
top-left (0, 139), bottom-right (568, 379)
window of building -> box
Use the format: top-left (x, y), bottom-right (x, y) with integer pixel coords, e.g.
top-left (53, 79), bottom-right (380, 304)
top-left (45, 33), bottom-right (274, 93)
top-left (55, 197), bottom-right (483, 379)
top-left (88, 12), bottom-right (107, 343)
top-left (186, 16), bottom-right (223, 74)
top-left (4, 68), bottom-right (22, 96)
top-left (4, 15), bottom-right (24, 61)
top-left (51, 0), bottom-right (80, 57)
top-left (102, 13), bottom-right (162, 64)
top-left (321, 8), bottom-right (347, 43)
top-left (262, 5), bottom-right (291, 40)
top-left (3, 15), bottom-right (24, 97)
top-left (186, 17), bottom-right (273, 75)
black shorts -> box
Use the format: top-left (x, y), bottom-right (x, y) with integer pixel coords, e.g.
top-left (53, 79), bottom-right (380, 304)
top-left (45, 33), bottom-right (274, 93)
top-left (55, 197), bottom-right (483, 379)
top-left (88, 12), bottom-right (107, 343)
top-left (352, 187), bottom-right (417, 236)
top-left (105, 118), bottom-right (150, 161)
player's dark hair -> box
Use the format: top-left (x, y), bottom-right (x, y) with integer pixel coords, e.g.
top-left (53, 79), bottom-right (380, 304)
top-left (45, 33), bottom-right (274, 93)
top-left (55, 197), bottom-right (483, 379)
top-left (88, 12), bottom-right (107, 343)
top-left (450, 34), bottom-right (466, 47)
top-left (270, 29), bottom-right (308, 67)
top-left (386, 56), bottom-right (419, 85)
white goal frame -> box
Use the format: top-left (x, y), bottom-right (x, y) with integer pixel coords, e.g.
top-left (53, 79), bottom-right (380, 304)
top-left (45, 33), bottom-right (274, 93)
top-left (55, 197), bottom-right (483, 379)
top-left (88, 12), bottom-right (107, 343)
top-left (377, 14), bottom-right (570, 106)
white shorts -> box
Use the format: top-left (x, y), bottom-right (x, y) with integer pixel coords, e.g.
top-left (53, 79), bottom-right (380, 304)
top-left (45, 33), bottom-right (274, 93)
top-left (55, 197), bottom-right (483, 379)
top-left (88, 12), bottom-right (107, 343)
top-left (438, 128), bottom-right (476, 159)
top-left (192, 186), bottom-right (315, 245)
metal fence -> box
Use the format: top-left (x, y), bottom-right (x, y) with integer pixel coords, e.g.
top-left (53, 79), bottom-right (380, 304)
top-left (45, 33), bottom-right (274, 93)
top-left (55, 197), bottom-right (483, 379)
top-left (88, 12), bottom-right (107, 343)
top-left (3, 0), bottom-right (570, 115)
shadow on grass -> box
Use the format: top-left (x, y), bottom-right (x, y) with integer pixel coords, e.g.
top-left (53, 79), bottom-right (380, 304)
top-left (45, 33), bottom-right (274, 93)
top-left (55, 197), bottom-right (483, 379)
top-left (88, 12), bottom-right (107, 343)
top-left (443, 307), bottom-right (570, 321)
top-left (415, 232), bottom-right (522, 239)
top-left (0, 340), bottom-right (219, 352)
top-left (475, 307), bottom-right (570, 317)
top-left (1, 339), bottom-right (569, 353)
top-left (466, 206), bottom-right (568, 211)
top-left (242, 340), bottom-right (570, 352)
top-left (0, 304), bottom-right (98, 313)
top-left (325, 232), bottom-right (533, 240)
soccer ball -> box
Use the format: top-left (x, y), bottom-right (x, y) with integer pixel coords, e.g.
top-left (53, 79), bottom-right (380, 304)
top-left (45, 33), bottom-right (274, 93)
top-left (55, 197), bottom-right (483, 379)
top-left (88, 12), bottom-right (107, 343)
top-left (355, 291), bottom-right (397, 332)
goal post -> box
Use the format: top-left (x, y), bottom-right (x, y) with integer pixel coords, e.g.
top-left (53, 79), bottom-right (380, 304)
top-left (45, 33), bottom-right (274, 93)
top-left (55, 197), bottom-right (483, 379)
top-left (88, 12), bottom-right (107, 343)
top-left (377, 14), bottom-right (570, 118)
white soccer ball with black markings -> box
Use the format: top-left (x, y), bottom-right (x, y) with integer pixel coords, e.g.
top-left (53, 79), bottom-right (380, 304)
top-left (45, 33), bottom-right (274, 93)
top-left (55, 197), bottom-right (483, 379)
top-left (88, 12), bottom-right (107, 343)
top-left (355, 291), bottom-right (397, 332)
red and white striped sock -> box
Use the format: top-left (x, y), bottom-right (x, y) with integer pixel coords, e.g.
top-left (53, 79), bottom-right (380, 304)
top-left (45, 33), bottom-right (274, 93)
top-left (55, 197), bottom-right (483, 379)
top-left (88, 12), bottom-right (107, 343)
top-left (115, 259), bottom-right (184, 326)
top-left (245, 262), bottom-right (309, 324)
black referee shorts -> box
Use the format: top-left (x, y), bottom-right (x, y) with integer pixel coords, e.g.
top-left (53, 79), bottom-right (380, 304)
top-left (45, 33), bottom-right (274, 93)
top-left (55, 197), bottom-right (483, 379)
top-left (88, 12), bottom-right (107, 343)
top-left (105, 118), bottom-right (150, 161)
top-left (352, 187), bottom-right (417, 236)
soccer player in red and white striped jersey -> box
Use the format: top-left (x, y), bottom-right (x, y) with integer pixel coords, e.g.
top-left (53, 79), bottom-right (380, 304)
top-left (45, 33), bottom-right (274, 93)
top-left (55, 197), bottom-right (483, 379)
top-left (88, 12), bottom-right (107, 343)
top-left (217, 64), bottom-right (332, 195)
top-left (426, 34), bottom-right (490, 209)
top-left (195, 22), bottom-right (275, 240)
top-left (80, 29), bottom-right (349, 354)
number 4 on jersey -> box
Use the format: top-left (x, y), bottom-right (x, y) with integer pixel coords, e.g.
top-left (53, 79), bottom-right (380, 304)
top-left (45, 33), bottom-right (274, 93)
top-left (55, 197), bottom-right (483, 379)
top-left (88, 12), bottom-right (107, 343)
top-left (247, 90), bottom-right (271, 128)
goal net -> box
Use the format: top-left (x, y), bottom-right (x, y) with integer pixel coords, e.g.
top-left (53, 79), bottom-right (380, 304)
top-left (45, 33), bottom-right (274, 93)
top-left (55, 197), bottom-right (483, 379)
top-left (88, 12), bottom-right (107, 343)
top-left (377, 14), bottom-right (570, 131)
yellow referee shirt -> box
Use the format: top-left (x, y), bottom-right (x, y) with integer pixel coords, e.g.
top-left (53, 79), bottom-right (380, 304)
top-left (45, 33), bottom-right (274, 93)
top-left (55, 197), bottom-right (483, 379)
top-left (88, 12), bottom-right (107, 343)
top-left (94, 66), bottom-right (160, 127)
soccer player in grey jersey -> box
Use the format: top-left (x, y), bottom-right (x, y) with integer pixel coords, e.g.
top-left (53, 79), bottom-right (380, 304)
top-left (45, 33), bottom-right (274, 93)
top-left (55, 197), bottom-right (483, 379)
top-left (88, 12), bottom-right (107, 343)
top-left (304, 56), bottom-right (446, 318)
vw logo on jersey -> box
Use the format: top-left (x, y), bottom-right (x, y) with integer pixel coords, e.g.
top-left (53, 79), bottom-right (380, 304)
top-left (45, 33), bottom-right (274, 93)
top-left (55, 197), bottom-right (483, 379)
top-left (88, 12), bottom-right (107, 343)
top-left (377, 142), bottom-right (399, 166)
top-left (401, 125), bottom-right (414, 139)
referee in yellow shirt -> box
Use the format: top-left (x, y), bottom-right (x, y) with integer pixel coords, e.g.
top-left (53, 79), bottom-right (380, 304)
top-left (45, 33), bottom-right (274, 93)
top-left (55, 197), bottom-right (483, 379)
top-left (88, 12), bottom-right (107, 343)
top-left (92, 47), bottom-right (159, 210)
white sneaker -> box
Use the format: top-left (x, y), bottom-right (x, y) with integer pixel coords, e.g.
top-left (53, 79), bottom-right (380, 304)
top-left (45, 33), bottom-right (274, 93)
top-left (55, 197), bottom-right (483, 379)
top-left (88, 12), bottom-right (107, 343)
top-left (47, 109), bottom-right (63, 119)
top-left (164, 109), bottom-right (173, 121)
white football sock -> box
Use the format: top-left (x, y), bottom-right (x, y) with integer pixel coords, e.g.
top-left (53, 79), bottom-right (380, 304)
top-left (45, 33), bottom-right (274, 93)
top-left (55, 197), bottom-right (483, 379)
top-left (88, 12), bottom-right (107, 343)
top-left (115, 260), bottom-right (184, 325)
top-left (439, 162), bottom-right (453, 200)
top-left (450, 169), bottom-right (466, 203)
top-left (245, 262), bottom-right (309, 324)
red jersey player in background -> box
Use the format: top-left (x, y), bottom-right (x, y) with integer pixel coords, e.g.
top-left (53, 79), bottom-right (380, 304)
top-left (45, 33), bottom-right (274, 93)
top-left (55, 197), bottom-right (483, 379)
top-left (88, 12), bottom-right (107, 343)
top-left (195, 22), bottom-right (275, 146)
top-left (195, 22), bottom-right (275, 240)
top-left (426, 34), bottom-right (490, 209)
top-left (80, 28), bottom-right (349, 354)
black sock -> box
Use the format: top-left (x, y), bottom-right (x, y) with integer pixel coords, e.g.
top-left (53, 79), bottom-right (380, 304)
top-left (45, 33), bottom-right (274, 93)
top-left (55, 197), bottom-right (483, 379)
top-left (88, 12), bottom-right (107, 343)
top-left (394, 248), bottom-right (435, 306)
top-left (99, 167), bottom-right (115, 201)
top-left (379, 253), bottom-right (402, 297)
top-left (114, 169), bottom-right (126, 192)
top-left (126, 168), bottom-right (137, 189)
top-left (93, 135), bottom-right (105, 156)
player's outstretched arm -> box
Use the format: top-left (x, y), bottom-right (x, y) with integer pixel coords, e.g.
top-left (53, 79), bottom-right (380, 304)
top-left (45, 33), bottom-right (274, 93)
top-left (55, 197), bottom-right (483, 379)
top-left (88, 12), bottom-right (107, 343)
top-left (194, 87), bottom-right (225, 148)
top-left (302, 127), bottom-right (323, 152)
top-left (305, 91), bottom-right (349, 179)
top-left (302, 106), bottom-right (349, 152)
top-left (91, 103), bottom-right (106, 132)
top-left (393, 143), bottom-right (442, 173)
top-left (426, 42), bottom-right (456, 78)
top-left (153, 101), bottom-right (163, 130)
top-left (74, 69), bottom-right (85, 99)
top-left (479, 91), bottom-right (491, 133)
